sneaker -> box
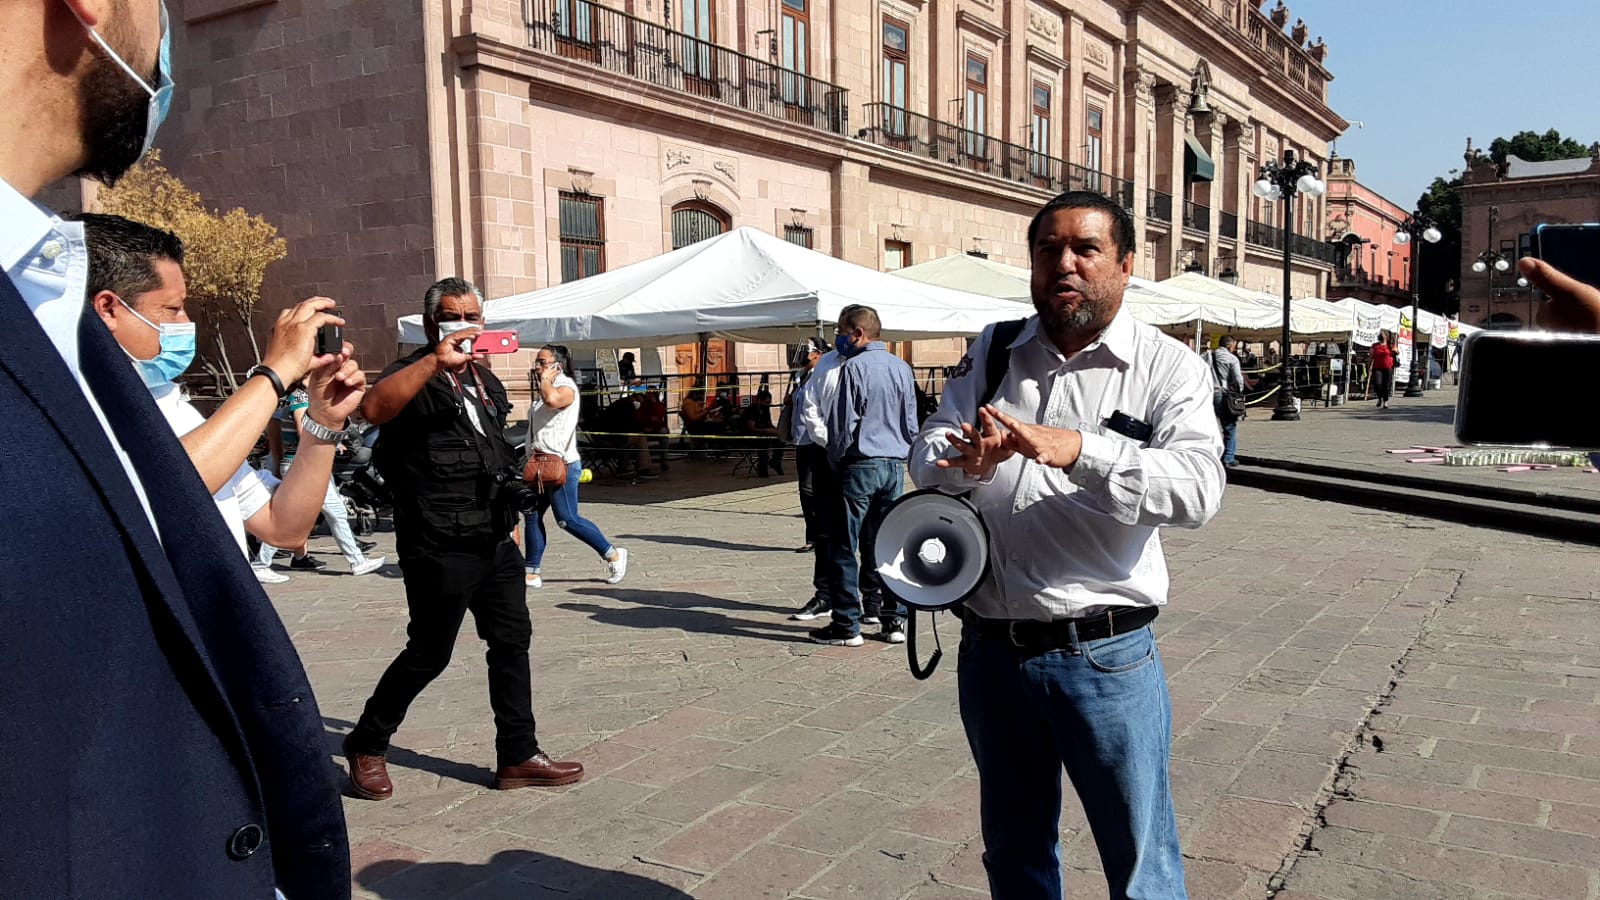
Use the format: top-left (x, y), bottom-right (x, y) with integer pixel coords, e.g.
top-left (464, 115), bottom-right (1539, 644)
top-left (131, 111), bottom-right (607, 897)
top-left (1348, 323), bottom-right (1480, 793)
top-left (789, 597), bottom-right (829, 621)
top-left (350, 556), bottom-right (386, 577)
top-left (881, 617), bottom-right (907, 644)
top-left (253, 566), bottom-right (289, 585)
top-left (809, 622), bottom-right (863, 647)
top-left (525, 570), bottom-right (542, 589)
top-left (357, 539), bottom-right (378, 553)
top-left (862, 600), bottom-right (882, 627)
top-left (289, 555), bottom-right (326, 572)
top-left (605, 548), bottom-right (629, 584)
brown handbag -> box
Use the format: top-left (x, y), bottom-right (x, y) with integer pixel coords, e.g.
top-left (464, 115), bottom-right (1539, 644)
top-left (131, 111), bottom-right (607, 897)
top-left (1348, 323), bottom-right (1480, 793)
top-left (523, 451), bottom-right (568, 491)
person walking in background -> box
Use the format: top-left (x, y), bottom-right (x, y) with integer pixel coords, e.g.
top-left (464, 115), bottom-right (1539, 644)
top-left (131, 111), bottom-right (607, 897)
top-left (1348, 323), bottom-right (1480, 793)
top-left (1371, 329), bottom-right (1396, 408)
top-left (814, 305), bottom-right (919, 647)
top-left (523, 344), bottom-right (628, 590)
top-left (1208, 335), bottom-right (1245, 468)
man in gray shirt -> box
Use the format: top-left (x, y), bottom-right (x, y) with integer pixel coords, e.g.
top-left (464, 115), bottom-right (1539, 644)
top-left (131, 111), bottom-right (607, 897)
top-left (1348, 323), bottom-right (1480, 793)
top-left (1208, 335), bottom-right (1245, 467)
top-left (814, 305), bottom-right (919, 647)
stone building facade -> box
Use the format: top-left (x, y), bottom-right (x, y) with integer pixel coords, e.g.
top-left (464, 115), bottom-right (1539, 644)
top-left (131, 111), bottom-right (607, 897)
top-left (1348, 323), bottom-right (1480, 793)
top-left (1458, 144), bottom-right (1600, 329)
top-left (143, 0), bottom-right (1345, 378)
top-left (1323, 156), bottom-right (1413, 309)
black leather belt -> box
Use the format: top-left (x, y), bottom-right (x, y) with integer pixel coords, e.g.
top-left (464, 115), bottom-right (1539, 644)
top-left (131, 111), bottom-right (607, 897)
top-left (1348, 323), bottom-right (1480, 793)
top-left (964, 606), bottom-right (1158, 651)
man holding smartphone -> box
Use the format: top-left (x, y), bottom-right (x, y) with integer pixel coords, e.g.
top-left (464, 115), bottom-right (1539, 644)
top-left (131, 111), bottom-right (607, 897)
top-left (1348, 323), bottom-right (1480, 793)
top-left (76, 212), bottom-right (371, 579)
top-left (343, 277), bottom-right (583, 801)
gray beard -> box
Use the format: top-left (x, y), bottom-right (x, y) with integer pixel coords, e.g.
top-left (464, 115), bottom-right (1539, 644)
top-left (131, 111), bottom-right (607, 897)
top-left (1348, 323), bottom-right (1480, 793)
top-left (1037, 297), bottom-right (1112, 338)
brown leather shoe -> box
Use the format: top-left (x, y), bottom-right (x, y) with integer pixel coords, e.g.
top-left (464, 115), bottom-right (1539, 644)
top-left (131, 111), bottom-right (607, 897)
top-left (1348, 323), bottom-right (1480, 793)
top-left (343, 737), bottom-right (393, 801)
top-left (494, 752), bottom-right (584, 789)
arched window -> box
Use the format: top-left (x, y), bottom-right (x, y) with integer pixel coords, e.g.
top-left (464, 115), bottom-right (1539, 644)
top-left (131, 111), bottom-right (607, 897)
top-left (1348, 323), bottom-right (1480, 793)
top-left (671, 201), bottom-right (729, 249)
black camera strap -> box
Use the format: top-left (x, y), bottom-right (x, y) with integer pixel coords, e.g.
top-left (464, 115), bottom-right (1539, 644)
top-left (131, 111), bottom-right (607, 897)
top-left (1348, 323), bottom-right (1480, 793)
top-left (448, 363), bottom-right (510, 475)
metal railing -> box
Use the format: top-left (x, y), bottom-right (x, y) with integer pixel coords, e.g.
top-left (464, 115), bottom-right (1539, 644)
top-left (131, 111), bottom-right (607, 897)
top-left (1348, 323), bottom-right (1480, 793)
top-left (858, 103), bottom-right (1136, 210)
top-left (1148, 190), bottom-right (1173, 223)
top-left (1183, 200), bottom-right (1211, 232)
top-left (1219, 211), bottom-right (1239, 240)
top-left (1246, 220), bottom-right (1337, 264)
top-left (523, 0), bottom-right (850, 135)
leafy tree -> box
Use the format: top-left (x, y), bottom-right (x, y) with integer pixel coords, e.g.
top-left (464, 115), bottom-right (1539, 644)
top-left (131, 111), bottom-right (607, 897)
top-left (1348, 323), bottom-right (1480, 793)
top-left (1488, 129), bottom-right (1590, 166)
top-left (95, 151), bottom-right (287, 391)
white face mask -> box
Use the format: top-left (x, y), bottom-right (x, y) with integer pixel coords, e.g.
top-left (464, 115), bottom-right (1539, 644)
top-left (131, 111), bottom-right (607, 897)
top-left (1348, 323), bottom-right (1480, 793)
top-left (437, 321), bottom-right (476, 338)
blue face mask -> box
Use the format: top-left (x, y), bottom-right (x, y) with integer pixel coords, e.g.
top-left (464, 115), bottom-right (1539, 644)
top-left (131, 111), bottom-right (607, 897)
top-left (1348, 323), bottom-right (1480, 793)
top-left (76, 1), bottom-right (174, 156)
top-left (118, 296), bottom-right (196, 389)
top-left (835, 334), bottom-right (856, 357)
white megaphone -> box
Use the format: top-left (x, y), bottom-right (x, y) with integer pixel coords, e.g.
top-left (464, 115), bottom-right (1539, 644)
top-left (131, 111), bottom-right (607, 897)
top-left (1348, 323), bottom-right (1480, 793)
top-left (874, 489), bottom-right (991, 679)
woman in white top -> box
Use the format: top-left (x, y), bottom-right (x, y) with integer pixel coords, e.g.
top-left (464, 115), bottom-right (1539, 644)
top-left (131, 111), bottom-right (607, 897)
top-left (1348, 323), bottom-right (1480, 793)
top-left (523, 345), bottom-right (627, 588)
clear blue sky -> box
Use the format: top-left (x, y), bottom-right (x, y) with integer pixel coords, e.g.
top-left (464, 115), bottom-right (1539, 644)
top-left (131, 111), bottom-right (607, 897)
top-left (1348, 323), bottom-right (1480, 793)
top-left (1297, 0), bottom-right (1599, 209)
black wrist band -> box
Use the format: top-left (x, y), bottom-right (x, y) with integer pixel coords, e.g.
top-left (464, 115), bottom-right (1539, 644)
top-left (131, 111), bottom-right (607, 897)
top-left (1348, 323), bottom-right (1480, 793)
top-left (246, 364), bottom-right (289, 399)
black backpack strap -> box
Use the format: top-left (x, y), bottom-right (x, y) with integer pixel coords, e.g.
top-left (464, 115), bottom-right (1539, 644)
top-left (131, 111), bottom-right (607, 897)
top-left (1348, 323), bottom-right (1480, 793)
top-left (978, 318), bottom-right (1030, 410)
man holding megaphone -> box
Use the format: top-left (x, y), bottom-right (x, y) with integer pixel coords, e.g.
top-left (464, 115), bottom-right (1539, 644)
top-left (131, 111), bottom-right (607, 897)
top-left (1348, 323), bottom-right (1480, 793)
top-left (909, 191), bottom-right (1225, 900)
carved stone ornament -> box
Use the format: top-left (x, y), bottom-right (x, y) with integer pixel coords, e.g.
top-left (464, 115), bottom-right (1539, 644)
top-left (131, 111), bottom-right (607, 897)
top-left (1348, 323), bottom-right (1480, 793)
top-left (567, 167), bottom-right (595, 195)
top-left (665, 147), bottom-right (693, 170)
top-left (1307, 37), bottom-right (1328, 64)
top-left (1126, 65), bottom-right (1155, 102)
top-left (1291, 18), bottom-right (1309, 46)
top-left (712, 160), bottom-right (736, 180)
top-left (1027, 9), bottom-right (1062, 40)
top-left (1085, 40), bottom-right (1111, 69)
top-left (1270, 0), bottom-right (1289, 28)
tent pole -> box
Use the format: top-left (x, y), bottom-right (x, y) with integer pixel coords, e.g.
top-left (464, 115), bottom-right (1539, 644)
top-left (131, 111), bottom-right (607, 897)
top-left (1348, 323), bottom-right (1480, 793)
top-left (1194, 317), bottom-right (1204, 353)
top-left (1343, 339), bottom-right (1353, 402)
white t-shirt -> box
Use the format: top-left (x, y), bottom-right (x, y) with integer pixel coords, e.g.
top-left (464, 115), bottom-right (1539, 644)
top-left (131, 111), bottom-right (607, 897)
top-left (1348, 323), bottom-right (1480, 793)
top-left (151, 384), bottom-right (280, 557)
top-left (526, 373), bottom-right (581, 464)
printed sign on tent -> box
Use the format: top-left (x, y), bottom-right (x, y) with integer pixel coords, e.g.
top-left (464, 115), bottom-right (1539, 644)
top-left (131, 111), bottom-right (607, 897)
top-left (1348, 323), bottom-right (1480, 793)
top-left (1353, 310), bottom-right (1383, 347)
top-left (1396, 313), bottom-right (1414, 382)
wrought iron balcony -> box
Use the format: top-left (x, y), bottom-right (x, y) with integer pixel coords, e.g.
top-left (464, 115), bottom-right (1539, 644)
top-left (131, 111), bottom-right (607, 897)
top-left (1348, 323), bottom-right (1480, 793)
top-left (1219, 211), bottom-right (1239, 240)
top-left (859, 103), bottom-right (1136, 211)
top-left (1148, 190), bottom-right (1173, 223)
top-left (523, 0), bottom-right (850, 135)
top-left (1245, 220), bottom-right (1337, 264)
top-left (1183, 200), bottom-right (1210, 232)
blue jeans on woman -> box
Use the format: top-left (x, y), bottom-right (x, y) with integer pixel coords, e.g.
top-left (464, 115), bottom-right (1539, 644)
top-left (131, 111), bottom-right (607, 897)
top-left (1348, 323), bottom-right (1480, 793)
top-left (958, 621), bottom-right (1187, 900)
top-left (523, 460), bottom-right (614, 570)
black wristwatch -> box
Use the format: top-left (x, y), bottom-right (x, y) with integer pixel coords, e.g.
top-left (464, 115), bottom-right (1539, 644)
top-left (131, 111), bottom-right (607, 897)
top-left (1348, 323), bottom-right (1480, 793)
top-left (245, 364), bottom-right (289, 399)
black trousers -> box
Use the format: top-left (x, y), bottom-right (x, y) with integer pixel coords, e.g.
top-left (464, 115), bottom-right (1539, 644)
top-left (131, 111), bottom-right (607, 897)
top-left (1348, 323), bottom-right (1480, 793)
top-left (798, 443), bottom-right (838, 603)
top-left (350, 541), bottom-right (539, 768)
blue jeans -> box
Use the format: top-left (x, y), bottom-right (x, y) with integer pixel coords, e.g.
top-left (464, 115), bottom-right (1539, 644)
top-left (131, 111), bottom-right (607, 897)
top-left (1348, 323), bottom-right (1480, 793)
top-left (827, 458), bottom-right (905, 634)
top-left (958, 622), bottom-right (1186, 900)
top-left (523, 461), bottom-right (614, 570)
top-left (1219, 419), bottom-right (1237, 465)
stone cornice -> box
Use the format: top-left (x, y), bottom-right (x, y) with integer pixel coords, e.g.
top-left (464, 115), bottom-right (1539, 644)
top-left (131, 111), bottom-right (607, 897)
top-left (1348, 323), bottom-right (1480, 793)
top-left (957, 9), bottom-right (1011, 43)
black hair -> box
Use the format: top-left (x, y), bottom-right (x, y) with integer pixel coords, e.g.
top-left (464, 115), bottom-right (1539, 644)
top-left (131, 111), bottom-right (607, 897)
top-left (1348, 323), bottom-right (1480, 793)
top-left (424, 277), bottom-right (484, 317)
top-left (539, 344), bottom-right (571, 371)
top-left (69, 213), bottom-right (185, 303)
top-left (1025, 191), bottom-right (1136, 261)
top-left (1220, 335), bottom-right (1236, 348)
top-left (838, 304), bottom-right (882, 339)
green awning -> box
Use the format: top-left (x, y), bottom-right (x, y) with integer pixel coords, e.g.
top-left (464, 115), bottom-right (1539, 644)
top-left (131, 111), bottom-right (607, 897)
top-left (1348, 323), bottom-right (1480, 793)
top-left (1184, 134), bottom-right (1215, 183)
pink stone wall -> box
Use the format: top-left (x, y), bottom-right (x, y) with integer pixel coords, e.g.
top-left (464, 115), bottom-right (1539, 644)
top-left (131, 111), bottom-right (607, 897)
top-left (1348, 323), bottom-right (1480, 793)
top-left (165, 0), bottom-right (436, 357)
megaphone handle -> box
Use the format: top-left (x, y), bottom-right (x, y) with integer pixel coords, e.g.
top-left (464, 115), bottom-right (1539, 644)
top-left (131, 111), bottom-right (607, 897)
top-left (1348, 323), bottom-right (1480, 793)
top-left (907, 608), bottom-right (943, 681)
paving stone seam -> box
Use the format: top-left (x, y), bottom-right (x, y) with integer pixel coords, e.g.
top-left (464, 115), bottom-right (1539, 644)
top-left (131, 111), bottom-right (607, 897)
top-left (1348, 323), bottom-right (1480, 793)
top-left (1266, 567), bottom-right (1467, 897)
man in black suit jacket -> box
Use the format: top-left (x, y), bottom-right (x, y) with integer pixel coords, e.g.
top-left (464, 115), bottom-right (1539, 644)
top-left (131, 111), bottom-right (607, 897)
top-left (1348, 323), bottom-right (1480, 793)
top-left (0, 3), bottom-right (348, 897)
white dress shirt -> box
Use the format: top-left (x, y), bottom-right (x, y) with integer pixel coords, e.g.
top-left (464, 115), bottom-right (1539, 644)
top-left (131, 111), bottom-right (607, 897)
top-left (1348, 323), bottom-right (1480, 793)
top-left (910, 309), bottom-right (1225, 621)
top-left (795, 349), bottom-right (843, 448)
top-left (151, 384), bottom-right (279, 557)
top-left (0, 177), bottom-right (159, 533)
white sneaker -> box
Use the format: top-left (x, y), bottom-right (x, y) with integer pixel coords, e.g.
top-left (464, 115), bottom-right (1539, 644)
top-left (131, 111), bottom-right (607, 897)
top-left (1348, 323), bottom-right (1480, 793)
top-left (525, 570), bottom-right (542, 588)
top-left (350, 556), bottom-right (386, 577)
top-left (253, 566), bottom-right (289, 585)
top-left (605, 548), bottom-right (629, 584)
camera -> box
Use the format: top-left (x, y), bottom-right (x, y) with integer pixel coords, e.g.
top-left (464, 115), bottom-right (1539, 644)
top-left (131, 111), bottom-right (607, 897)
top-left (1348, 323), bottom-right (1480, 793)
top-left (316, 318), bottom-right (343, 356)
top-left (490, 467), bottom-right (542, 514)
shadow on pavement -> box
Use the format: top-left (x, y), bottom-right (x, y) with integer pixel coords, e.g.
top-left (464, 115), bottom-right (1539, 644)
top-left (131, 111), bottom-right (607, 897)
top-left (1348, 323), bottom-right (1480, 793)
top-left (357, 848), bottom-right (693, 899)
top-left (558, 587), bottom-right (811, 643)
top-left (322, 719), bottom-right (490, 791)
top-left (1328, 403), bottom-right (1456, 426)
top-left (615, 532), bottom-right (775, 553)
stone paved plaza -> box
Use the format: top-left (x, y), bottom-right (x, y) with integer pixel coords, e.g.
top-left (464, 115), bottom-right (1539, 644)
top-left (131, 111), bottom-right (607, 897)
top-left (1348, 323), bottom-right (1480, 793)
top-left (264, 462), bottom-right (1600, 899)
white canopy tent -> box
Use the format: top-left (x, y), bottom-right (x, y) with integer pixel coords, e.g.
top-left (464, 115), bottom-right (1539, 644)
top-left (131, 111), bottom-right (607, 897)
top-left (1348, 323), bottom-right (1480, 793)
top-left (1161, 271), bottom-right (1352, 339)
top-left (889, 253), bottom-right (1216, 331)
top-left (396, 228), bottom-right (1033, 347)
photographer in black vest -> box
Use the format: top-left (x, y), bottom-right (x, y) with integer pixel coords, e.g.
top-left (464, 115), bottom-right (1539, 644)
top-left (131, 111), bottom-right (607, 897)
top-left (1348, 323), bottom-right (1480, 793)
top-left (342, 278), bottom-right (582, 800)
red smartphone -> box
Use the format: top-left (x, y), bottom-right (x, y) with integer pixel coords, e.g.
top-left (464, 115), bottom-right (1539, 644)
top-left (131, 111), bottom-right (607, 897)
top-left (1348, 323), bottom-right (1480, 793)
top-left (467, 330), bottom-right (520, 354)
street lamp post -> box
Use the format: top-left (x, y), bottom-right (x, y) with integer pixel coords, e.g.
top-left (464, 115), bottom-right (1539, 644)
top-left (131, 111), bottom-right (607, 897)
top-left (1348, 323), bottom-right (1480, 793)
top-left (1251, 150), bottom-right (1327, 422)
top-left (1393, 213), bottom-right (1443, 397)
top-left (1472, 205), bottom-right (1512, 326)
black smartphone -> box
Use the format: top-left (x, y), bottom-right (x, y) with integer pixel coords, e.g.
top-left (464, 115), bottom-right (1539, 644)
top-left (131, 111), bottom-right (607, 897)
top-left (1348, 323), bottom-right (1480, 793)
top-left (315, 319), bottom-right (343, 356)
top-left (1454, 331), bottom-right (1600, 447)
top-left (1532, 223), bottom-right (1600, 290)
